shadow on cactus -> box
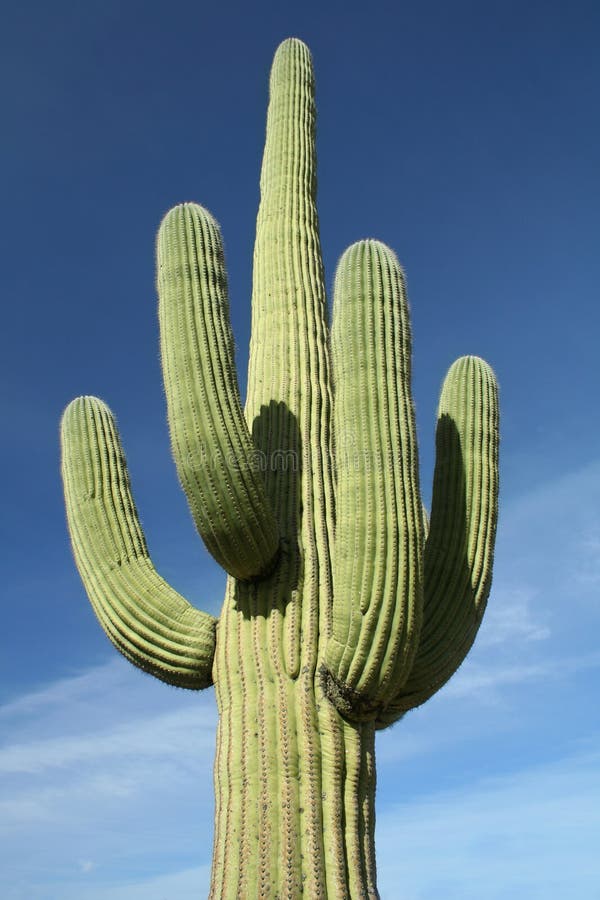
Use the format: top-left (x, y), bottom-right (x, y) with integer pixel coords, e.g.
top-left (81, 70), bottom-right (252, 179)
top-left (60, 37), bottom-right (499, 899)
top-left (236, 399), bottom-right (303, 617)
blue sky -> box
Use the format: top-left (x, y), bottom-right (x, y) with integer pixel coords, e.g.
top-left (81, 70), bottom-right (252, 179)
top-left (2, 0), bottom-right (599, 896)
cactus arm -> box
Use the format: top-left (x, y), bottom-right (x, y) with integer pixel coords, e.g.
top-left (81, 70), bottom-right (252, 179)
top-left (322, 241), bottom-right (424, 719)
top-left (376, 356), bottom-right (500, 726)
top-left (157, 204), bottom-right (280, 582)
top-left (61, 396), bottom-right (217, 689)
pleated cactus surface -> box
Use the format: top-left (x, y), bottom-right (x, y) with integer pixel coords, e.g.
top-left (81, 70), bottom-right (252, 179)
top-left (61, 38), bottom-right (499, 899)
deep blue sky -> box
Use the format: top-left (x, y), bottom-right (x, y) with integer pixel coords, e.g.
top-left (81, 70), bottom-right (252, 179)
top-left (2, 1), bottom-right (599, 897)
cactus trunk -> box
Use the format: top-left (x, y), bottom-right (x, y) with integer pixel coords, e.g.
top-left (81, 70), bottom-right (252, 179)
top-left (207, 44), bottom-right (378, 894)
top-left (60, 37), bottom-right (500, 899)
top-left (212, 649), bottom-right (377, 897)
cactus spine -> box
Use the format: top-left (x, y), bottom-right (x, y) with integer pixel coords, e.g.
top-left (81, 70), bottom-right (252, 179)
top-left (61, 38), bottom-right (499, 898)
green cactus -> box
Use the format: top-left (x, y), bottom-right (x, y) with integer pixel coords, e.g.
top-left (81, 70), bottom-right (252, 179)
top-left (60, 38), bottom-right (499, 898)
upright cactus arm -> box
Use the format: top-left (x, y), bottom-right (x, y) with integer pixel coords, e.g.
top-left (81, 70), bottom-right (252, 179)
top-left (157, 204), bottom-right (280, 582)
top-left (323, 241), bottom-right (424, 719)
top-left (379, 355), bottom-right (500, 724)
top-left (321, 251), bottom-right (499, 726)
top-left (61, 397), bottom-right (217, 689)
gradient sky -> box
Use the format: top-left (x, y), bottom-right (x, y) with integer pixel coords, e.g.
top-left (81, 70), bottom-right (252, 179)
top-left (2, 1), bottom-right (599, 897)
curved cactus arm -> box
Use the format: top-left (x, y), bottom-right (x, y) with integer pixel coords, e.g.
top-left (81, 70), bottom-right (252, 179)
top-left (61, 396), bottom-right (217, 689)
top-left (322, 241), bottom-right (424, 720)
top-left (376, 356), bottom-right (500, 727)
top-left (157, 204), bottom-right (280, 582)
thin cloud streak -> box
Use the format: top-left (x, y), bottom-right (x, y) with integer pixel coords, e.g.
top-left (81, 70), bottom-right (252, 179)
top-left (442, 650), bottom-right (600, 701)
top-left (0, 661), bottom-right (217, 892)
top-left (377, 748), bottom-right (600, 899)
top-left (476, 587), bottom-right (550, 648)
top-left (0, 705), bottom-right (215, 774)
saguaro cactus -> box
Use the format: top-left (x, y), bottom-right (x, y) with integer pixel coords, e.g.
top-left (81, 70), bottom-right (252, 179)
top-left (61, 38), bottom-right (499, 899)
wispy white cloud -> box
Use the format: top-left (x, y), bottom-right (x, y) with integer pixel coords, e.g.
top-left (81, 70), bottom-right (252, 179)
top-left (449, 457), bottom-right (600, 707)
top-left (0, 661), bottom-right (216, 894)
top-left (442, 650), bottom-right (600, 701)
top-left (477, 587), bottom-right (550, 648)
top-left (500, 458), bottom-right (600, 529)
top-left (3, 865), bottom-right (212, 900)
top-left (0, 660), bottom-right (123, 719)
top-left (85, 865), bottom-right (211, 900)
top-left (494, 459), bottom-right (600, 618)
top-left (376, 748), bottom-right (600, 899)
top-left (78, 859), bottom-right (96, 874)
top-left (574, 525), bottom-right (600, 587)
top-left (0, 704), bottom-right (215, 775)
